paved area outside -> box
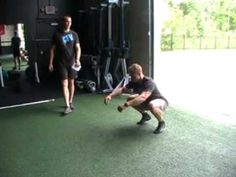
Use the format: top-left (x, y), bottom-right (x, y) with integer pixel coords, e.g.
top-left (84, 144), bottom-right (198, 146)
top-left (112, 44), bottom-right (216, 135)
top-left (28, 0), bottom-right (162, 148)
top-left (154, 49), bottom-right (236, 125)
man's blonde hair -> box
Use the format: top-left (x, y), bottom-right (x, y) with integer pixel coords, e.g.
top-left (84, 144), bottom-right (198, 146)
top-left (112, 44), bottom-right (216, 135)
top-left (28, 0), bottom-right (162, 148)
top-left (128, 63), bottom-right (143, 74)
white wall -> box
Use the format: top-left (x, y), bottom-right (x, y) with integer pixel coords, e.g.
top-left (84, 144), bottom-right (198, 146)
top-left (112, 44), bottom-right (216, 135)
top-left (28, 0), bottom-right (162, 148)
top-left (1, 25), bottom-right (14, 47)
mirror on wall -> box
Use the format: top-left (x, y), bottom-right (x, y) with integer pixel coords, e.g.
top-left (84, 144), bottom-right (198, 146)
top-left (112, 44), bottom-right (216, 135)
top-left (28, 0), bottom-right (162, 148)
top-left (0, 23), bottom-right (29, 88)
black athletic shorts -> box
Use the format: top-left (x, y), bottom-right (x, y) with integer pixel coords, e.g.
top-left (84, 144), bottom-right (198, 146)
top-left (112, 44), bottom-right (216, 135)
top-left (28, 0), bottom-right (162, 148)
top-left (58, 63), bottom-right (77, 80)
top-left (13, 49), bottom-right (20, 58)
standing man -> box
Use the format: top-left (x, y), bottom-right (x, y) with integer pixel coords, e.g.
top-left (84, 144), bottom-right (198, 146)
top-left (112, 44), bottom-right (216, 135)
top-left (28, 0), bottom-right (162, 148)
top-left (104, 63), bottom-right (168, 134)
top-left (49, 15), bottom-right (81, 114)
top-left (11, 31), bottom-right (21, 70)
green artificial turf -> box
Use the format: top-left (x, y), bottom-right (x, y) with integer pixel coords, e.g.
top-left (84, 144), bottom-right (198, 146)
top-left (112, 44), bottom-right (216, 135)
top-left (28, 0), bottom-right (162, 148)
top-left (0, 54), bottom-right (28, 71)
top-left (0, 94), bottom-right (235, 177)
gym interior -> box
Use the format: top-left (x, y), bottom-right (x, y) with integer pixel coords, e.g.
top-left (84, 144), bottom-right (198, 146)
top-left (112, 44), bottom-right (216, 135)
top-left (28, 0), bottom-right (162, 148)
top-left (0, 0), bottom-right (235, 177)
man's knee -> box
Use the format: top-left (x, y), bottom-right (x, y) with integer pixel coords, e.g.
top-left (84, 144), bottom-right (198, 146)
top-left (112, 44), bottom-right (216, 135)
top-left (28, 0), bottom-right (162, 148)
top-left (149, 99), bottom-right (167, 112)
top-left (126, 96), bottom-right (134, 102)
top-left (126, 94), bottom-right (139, 101)
top-left (148, 102), bottom-right (163, 113)
top-left (148, 103), bottom-right (155, 111)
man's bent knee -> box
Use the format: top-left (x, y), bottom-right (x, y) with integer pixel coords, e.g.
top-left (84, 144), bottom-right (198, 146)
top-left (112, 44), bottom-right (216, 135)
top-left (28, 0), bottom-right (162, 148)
top-left (148, 99), bottom-right (167, 112)
top-left (126, 94), bottom-right (139, 101)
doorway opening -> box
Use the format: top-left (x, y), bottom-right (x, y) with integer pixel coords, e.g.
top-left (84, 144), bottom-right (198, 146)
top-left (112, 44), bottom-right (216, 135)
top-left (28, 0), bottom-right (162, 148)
top-left (153, 0), bottom-right (236, 125)
top-left (0, 23), bottom-right (28, 71)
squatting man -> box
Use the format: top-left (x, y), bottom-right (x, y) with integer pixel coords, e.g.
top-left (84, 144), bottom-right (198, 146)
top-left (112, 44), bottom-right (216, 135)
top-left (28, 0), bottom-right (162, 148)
top-left (104, 63), bottom-right (168, 134)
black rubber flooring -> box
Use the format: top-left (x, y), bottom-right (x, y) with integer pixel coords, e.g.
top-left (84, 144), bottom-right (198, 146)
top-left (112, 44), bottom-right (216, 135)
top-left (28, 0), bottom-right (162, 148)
top-left (0, 76), bottom-right (61, 108)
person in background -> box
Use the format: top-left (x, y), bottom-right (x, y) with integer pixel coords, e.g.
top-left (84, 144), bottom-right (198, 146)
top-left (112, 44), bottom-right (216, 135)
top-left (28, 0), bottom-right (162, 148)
top-left (11, 31), bottom-right (21, 70)
top-left (104, 63), bottom-right (168, 134)
top-left (49, 15), bottom-right (81, 115)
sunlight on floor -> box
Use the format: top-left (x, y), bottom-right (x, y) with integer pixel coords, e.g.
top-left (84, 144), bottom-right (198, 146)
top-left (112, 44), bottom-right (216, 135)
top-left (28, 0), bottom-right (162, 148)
top-left (154, 50), bottom-right (236, 126)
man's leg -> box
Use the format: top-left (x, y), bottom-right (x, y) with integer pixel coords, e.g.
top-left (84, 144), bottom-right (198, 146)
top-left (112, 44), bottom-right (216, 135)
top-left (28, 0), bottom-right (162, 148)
top-left (148, 99), bottom-right (167, 133)
top-left (127, 95), bottom-right (151, 124)
top-left (67, 66), bottom-right (77, 110)
top-left (17, 56), bottom-right (21, 70)
top-left (149, 105), bottom-right (164, 122)
top-left (62, 79), bottom-right (72, 114)
top-left (13, 57), bottom-right (17, 70)
top-left (68, 78), bottom-right (75, 109)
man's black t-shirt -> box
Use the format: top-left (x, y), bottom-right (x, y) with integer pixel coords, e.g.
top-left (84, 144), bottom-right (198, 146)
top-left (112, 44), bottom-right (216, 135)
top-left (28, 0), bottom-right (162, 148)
top-left (126, 76), bottom-right (168, 104)
top-left (52, 30), bottom-right (79, 67)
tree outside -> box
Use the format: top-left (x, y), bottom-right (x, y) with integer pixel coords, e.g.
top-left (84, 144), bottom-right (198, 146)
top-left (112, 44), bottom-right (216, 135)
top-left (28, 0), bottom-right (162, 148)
top-left (161, 0), bottom-right (236, 50)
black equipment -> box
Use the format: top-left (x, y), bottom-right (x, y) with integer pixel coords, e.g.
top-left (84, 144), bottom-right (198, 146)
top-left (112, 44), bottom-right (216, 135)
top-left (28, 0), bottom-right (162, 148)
top-left (77, 7), bottom-right (105, 90)
top-left (75, 79), bottom-right (96, 93)
top-left (113, 0), bottom-right (130, 89)
top-left (100, 0), bottom-right (117, 93)
top-left (76, 0), bottom-right (130, 93)
top-left (101, 0), bottom-right (130, 92)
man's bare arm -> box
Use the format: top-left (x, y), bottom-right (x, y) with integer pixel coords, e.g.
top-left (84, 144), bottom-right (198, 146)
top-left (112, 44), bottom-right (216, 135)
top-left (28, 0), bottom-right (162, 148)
top-left (75, 42), bottom-right (81, 65)
top-left (49, 46), bottom-right (55, 72)
top-left (117, 91), bottom-right (152, 112)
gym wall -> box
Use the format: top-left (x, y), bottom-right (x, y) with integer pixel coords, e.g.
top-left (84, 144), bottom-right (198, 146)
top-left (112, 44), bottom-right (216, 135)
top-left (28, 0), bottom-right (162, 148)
top-left (127, 0), bottom-right (152, 76)
top-left (0, 0), bottom-right (152, 77)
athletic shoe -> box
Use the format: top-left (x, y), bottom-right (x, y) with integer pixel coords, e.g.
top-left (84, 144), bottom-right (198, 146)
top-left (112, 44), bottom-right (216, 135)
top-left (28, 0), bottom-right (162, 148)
top-left (137, 112), bottom-right (151, 125)
top-left (153, 121), bottom-right (165, 134)
top-left (64, 106), bottom-right (72, 115)
top-left (70, 103), bottom-right (74, 110)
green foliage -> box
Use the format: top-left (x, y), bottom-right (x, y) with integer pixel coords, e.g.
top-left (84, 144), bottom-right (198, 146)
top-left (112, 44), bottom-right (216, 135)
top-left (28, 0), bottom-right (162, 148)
top-left (163, 0), bottom-right (236, 35)
top-left (162, 0), bottom-right (236, 49)
top-left (179, 1), bottom-right (196, 16)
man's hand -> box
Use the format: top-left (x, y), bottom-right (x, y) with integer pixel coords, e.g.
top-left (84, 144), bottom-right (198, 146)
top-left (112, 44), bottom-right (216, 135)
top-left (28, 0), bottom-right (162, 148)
top-left (117, 103), bottom-right (128, 112)
top-left (104, 95), bottom-right (111, 105)
top-left (49, 64), bottom-right (53, 72)
top-left (75, 59), bottom-right (81, 66)
top-left (117, 105), bottom-right (127, 112)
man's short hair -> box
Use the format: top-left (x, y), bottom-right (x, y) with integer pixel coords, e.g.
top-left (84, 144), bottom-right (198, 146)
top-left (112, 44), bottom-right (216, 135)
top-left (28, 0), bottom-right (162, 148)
top-left (128, 63), bottom-right (143, 74)
top-left (59, 16), bottom-right (71, 22)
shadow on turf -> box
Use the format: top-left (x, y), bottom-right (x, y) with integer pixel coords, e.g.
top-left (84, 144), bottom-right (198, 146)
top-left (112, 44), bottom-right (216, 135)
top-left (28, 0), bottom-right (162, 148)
top-left (112, 124), bottom-right (155, 139)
